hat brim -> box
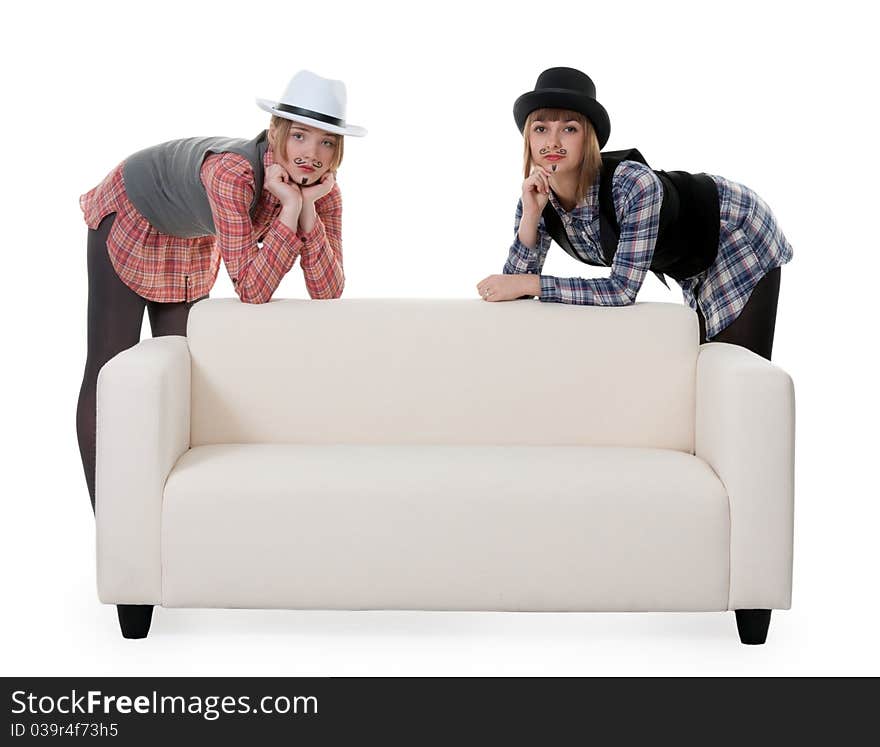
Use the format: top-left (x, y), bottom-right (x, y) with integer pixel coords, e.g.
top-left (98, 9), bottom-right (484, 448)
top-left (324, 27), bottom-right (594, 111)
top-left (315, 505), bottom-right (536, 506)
top-left (513, 90), bottom-right (610, 148)
top-left (256, 98), bottom-right (367, 137)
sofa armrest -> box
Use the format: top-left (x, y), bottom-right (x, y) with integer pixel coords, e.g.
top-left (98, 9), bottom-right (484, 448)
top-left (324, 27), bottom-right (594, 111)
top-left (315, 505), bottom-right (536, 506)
top-left (695, 342), bottom-right (795, 611)
top-left (96, 336), bottom-right (191, 605)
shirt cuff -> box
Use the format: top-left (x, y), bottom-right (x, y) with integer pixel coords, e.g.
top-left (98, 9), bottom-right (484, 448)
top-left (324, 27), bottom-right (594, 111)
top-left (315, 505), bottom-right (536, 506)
top-left (512, 235), bottom-right (542, 274)
top-left (297, 218), bottom-right (328, 268)
top-left (266, 217), bottom-right (301, 260)
top-left (539, 275), bottom-right (562, 302)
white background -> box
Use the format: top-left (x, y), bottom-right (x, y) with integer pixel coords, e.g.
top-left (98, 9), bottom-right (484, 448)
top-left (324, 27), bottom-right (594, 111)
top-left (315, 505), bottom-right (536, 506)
top-left (2, 0), bottom-right (877, 675)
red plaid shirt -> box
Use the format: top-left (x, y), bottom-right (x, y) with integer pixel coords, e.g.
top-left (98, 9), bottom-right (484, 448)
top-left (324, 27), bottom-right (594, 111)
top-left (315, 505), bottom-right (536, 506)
top-left (79, 143), bottom-right (344, 304)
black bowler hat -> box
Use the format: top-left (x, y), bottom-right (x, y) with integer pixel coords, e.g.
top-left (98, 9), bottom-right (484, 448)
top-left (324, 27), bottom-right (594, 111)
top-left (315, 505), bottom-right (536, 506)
top-left (513, 67), bottom-right (611, 148)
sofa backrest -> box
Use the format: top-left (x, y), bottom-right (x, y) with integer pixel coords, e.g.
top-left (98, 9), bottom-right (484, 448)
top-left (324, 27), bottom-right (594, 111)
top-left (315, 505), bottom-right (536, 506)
top-left (187, 299), bottom-right (699, 451)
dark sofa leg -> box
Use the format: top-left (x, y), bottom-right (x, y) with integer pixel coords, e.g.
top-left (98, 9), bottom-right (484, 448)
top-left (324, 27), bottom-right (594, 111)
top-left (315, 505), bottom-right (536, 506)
top-left (735, 609), bottom-right (771, 645)
top-left (117, 604), bottom-right (154, 639)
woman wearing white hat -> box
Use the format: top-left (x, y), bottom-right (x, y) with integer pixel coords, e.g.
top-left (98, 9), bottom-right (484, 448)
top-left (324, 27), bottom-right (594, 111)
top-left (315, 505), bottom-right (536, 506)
top-left (77, 70), bottom-right (366, 512)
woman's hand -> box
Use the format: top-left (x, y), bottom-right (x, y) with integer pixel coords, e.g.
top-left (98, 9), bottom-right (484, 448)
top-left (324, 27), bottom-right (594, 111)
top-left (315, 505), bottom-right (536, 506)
top-left (300, 170), bottom-right (336, 204)
top-left (521, 166), bottom-right (553, 217)
top-left (264, 164), bottom-right (303, 211)
top-left (476, 274), bottom-right (540, 302)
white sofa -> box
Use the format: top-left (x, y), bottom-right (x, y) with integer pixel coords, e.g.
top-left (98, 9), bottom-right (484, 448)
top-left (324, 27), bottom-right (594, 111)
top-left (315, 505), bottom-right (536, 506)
top-left (96, 299), bottom-right (795, 643)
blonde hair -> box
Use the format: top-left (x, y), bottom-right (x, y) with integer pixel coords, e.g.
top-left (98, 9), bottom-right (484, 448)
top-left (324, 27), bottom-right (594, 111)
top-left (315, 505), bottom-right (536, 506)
top-left (522, 108), bottom-right (601, 205)
top-left (268, 115), bottom-right (345, 171)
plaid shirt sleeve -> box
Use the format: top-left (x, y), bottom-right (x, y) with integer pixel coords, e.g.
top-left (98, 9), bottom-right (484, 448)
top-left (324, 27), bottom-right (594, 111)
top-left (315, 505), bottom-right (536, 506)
top-left (203, 153), bottom-right (301, 304)
top-left (539, 163), bottom-right (662, 305)
top-left (297, 183), bottom-right (344, 299)
top-left (502, 198), bottom-right (551, 277)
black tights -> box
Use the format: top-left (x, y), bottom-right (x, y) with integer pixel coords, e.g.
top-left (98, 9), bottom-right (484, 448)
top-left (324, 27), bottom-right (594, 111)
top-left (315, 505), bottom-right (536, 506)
top-left (76, 213), bottom-right (205, 512)
top-left (697, 267), bottom-right (781, 360)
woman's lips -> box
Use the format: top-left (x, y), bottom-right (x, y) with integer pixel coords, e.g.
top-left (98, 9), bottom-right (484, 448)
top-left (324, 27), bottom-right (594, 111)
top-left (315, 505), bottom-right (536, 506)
top-left (297, 164), bottom-right (315, 172)
top-left (545, 155), bottom-right (564, 162)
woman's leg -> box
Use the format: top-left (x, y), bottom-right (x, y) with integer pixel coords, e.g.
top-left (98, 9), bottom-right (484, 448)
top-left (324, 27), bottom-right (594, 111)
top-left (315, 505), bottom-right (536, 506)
top-left (698, 267), bottom-right (781, 360)
top-left (76, 214), bottom-right (147, 513)
top-left (146, 294), bottom-right (207, 337)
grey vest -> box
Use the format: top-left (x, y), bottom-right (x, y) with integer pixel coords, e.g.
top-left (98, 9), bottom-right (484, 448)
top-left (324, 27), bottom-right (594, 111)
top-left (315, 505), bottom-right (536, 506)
top-left (122, 131), bottom-right (269, 237)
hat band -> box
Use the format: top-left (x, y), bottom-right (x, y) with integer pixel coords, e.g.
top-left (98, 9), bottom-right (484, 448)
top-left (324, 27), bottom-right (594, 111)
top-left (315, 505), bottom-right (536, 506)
top-left (274, 103), bottom-right (345, 128)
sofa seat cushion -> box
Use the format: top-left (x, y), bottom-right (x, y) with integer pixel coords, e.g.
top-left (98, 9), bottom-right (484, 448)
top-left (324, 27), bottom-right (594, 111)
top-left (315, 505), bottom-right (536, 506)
top-left (161, 444), bottom-right (730, 611)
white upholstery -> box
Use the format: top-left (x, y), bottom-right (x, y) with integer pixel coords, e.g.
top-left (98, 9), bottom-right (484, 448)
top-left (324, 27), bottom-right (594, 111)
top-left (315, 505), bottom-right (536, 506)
top-left (161, 444), bottom-right (730, 611)
top-left (188, 299), bottom-right (699, 451)
top-left (696, 343), bottom-right (795, 610)
top-left (95, 299), bottom-right (795, 616)
top-left (96, 336), bottom-right (190, 604)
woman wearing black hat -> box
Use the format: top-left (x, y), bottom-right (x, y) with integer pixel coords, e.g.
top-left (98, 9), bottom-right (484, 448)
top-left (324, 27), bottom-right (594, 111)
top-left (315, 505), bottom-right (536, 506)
top-left (475, 67), bottom-right (792, 360)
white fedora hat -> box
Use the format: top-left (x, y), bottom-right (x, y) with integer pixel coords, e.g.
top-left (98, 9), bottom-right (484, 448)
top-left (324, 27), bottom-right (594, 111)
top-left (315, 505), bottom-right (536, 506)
top-left (257, 70), bottom-right (367, 137)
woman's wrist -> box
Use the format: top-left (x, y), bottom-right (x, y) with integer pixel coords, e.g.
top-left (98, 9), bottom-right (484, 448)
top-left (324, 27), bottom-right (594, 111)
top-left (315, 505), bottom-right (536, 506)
top-left (518, 214), bottom-right (540, 249)
top-left (278, 204), bottom-right (301, 231)
top-left (519, 274), bottom-right (541, 297)
top-left (521, 203), bottom-right (543, 222)
top-left (298, 201), bottom-right (318, 235)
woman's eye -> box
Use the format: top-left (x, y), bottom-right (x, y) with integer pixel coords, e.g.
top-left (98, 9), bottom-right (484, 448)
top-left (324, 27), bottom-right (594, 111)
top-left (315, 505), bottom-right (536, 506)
top-left (564, 126), bottom-right (578, 133)
top-left (534, 126), bottom-right (545, 133)
top-left (291, 133), bottom-right (303, 140)
top-left (322, 140), bottom-right (335, 148)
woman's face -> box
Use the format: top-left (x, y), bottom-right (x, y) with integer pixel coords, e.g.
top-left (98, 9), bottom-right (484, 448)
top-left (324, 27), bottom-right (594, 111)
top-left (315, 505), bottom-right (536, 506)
top-left (528, 119), bottom-right (585, 176)
top-left (273, 122), bottom-right (338, 185)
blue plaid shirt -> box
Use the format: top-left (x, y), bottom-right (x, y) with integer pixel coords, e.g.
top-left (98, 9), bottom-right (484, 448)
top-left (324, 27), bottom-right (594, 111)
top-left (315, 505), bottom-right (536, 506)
top-left (503, 160), bottom-right (793, 339)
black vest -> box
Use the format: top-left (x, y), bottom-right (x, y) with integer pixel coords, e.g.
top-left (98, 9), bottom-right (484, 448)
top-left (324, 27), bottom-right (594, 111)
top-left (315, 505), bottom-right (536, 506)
top-left (542, 148), bottom-right (720, 286)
